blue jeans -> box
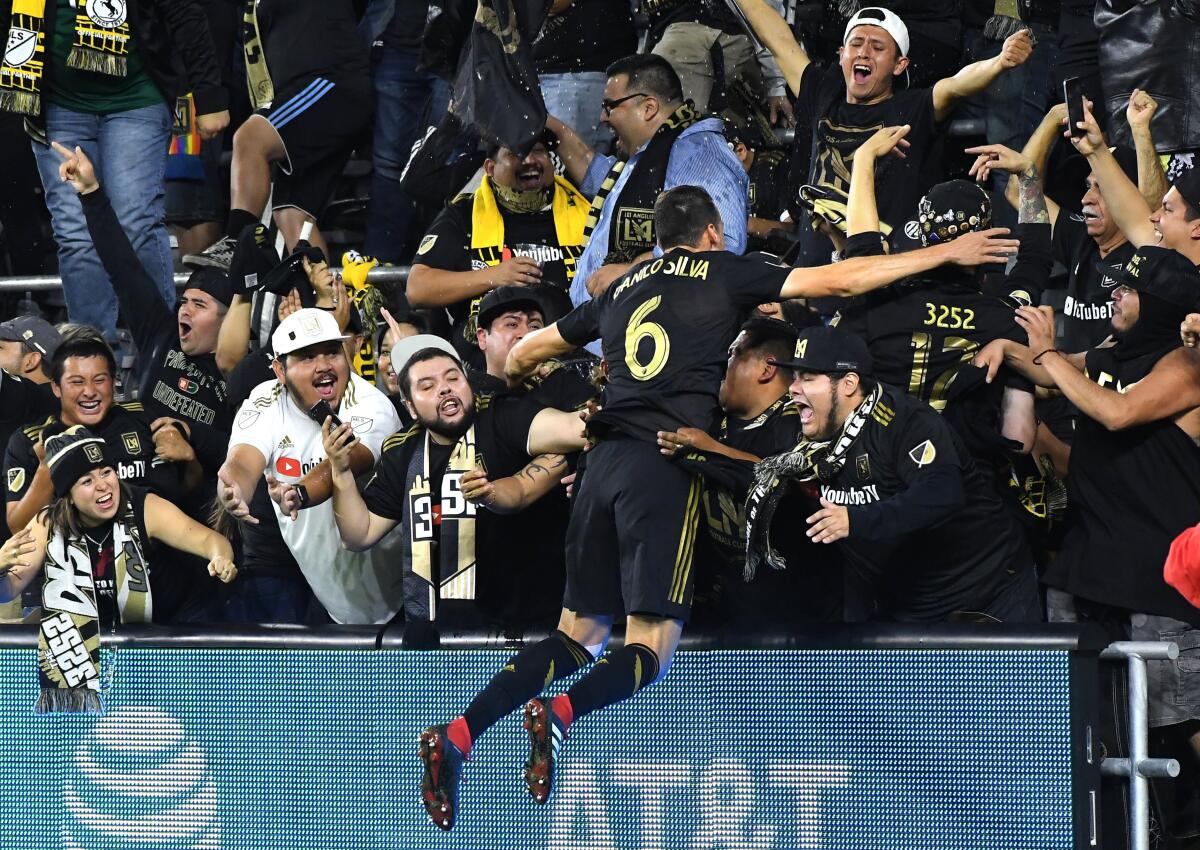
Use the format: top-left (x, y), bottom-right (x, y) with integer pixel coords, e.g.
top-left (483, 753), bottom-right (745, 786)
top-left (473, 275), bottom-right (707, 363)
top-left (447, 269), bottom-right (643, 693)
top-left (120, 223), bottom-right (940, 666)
top-left (32, 102), bottom-right (174, 342)
top-left (363, 47), bottom-right (450, 262)
top-left (541, 71), bottom-right (610, 153)
top-left (219, 575), bottom-right (318, 625)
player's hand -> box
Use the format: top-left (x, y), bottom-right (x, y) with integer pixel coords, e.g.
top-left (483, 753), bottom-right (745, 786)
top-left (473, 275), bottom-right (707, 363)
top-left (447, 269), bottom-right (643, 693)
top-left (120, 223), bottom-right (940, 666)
top-left (561, 470), bottom-right (577, 499)
top-left (461, 466), bottom-right (496, 506)
top-left (1015, 305), bottom-right (1058, 355)
top-left (657, 427), bottom-right (720, 457)
top-left (586, 263), bottom-right (626, 298)
top-left (856, 125), bottom-right (911, 161)
top-left (217, 470), bottom-right (258, 524)
top-left (942, 227), bottom-right (1020, 266)
top-left (806, 498), bottom-right (850, 544)
top-left (322, 417), bottom-right (357, 476)
top-left (265, 472), bottom-right (299, 521)
top-left (277, 288), bottom-right (303, 322)
top-left (195, 109), bottom-right (230, 140)
top-left (207, 554), bottom-right (238, 583)
top-left (964, 143), bottom-right (1034, 184)
top-left (1182, 313), bottom-right (1200, 348)
top-left (1126, 88), bottom-right (1158, 132)
top-left (150, 418), bottom-right (196, 463)
top-left (1042, 102), bottom-right (1068, 130)
top-left (1065, 97), bottom-right (1107, 157)
top-left (492, 255), bottom-right (542, 287)
top-left (51, 141), bottom-right (99, 195)
top-left (0, 528), bottom-right (35, 575)
top-left (972, 338), bottom-right (1010, 384)
top-left (997, 28), bottom-right (1034, 70)
top-left (768, 95), bottom-right (796, 128)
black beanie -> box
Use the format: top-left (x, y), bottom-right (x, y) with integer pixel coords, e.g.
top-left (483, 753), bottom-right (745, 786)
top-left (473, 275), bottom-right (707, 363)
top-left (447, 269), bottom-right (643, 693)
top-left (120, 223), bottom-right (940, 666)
top-left (44, 425), bottom-right (115, 498)
top-left (184, 266), bottom-right (234, 308)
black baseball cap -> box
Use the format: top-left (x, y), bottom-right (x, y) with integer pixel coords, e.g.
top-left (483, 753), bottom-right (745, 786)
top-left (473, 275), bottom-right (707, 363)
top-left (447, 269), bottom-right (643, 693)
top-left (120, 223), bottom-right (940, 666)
top-left (477, 286), bottom-right (544, 331)
top-left (1097, 246), bottom-right (1200, 309)
top-left (769, 326), bottom-right (873, 375)
top-left (1172, 166), bottom-right (1200, 216)
top-left (0, 316), bottom-right (61, 359)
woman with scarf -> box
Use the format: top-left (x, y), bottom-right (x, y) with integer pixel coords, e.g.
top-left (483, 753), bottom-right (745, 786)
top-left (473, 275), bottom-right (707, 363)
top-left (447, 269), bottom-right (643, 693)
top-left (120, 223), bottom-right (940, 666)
top-left (0, 425), bottom-right (236, 712)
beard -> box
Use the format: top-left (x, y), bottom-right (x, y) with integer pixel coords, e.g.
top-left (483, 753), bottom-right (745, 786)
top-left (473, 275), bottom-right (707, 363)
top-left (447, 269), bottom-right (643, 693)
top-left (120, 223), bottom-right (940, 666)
top-left (420, 402), bottom-right (476, 441)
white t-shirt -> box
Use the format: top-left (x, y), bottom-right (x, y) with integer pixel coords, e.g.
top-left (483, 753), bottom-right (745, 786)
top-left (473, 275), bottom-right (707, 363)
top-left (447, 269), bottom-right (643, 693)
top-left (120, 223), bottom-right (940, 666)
top-left (229, 373), bottom-right (404, 624)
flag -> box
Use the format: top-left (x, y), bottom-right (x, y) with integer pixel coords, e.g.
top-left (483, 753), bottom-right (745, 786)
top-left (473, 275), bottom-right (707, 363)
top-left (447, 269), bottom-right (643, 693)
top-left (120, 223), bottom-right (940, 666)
top-left (449, 0), bottom-right (549, 157)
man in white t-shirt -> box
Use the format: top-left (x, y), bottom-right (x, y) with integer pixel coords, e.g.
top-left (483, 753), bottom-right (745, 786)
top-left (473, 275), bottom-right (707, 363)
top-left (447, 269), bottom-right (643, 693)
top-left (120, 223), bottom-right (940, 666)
top-left (217, 308), bottom-right (403, 623)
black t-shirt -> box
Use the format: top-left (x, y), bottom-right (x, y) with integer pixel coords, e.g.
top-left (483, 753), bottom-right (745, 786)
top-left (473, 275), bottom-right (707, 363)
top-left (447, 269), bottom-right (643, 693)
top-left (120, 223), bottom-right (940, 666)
top-left (557, 249), bottom-right (791, 442)
top-left (256, 0), bottom-right (369, 93)
top-left (1050, 213), bottom-right (1134, 351)
top-left (818, 389), bottom-right (1028, 622)
top-left (534, 0), bottom-right (636, 74)
top-left (0, 373), bottom-right (57, 538)
top-left (415, 191), bottom-right (582, 363)
top-left (795, 62), bottom-right (940, 247)
top-left (469, 361), bottom-right (597, 411)
top-left (382, 1), bottom-right (438, 52)
top-left (5, 404), bottom-right (183, 508)
top-left (747, 148), bottom-right (790, 222)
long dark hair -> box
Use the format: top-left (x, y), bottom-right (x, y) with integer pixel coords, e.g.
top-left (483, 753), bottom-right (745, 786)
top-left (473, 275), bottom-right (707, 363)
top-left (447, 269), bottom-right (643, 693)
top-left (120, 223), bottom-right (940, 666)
top-left (37, 474), bottom-right (132, 541)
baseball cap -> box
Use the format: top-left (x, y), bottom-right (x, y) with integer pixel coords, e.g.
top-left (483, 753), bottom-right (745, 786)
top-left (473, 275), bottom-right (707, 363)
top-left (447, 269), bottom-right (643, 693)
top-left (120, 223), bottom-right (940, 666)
top-left (183, 265), bottom-right (234, 308)
top-left (1171, 166), bottom-right (1200, 216)
top-left (769, 326), bottom-right (874, 375)
top-left (389, 334), bottom-right (461, 382)
top-left (477, 286), bottom-right (544, 331)
top-left (0, 316), bottom-right (62, 359)
top-left (844, 7), bottom-right (910, 57)
top-left (1096, 246), bottom-right (1200, 309)
top-left (271, 308), bottom-right (349, 357)
top-left (916, 179), bottom-right (992, 246)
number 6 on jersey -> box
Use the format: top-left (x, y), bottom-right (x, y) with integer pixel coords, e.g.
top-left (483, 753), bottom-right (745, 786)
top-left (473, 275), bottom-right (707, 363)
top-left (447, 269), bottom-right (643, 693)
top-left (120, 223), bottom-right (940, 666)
top-left (624, 295), bottom-right (671, 380)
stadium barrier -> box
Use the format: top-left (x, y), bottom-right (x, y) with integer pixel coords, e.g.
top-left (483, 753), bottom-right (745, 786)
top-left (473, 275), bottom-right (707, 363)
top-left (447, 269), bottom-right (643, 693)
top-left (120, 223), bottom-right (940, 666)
top-left (0, 266), bottom-right (413, 293)
top-left (0, 623), bottom-right (1108, 850)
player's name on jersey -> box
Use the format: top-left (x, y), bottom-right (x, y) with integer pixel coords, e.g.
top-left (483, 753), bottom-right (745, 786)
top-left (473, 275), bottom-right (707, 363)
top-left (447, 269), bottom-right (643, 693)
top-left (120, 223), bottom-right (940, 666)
top-left (613, 254), bottom-right (711, 299)
top-left (820, 483), bottom-right (880, 506)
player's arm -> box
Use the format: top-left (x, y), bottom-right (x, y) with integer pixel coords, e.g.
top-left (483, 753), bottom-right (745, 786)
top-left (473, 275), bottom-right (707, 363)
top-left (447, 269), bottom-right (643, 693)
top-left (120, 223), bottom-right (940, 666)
top-left (1000, 105), bottom-right (1064, 227)
top-left (527, 409), bottom-right (588, 455)
top-left (847, 125), bottom-right (911, 237)
top-left (974, 336), bottom-right (1087, 389)
top-left (1071, 99), bottom-right (1159, 247)
top-left (778, 228), bottom-right (1020, 300)
top-left (324, 421), bottom-right (398, 550)
top-left (1126, 88), bottom-right (1169, 212)
top-left (1000, 387), bottom-right (1037, 454)
top-left (216, 294), bottom-right (253, 375)
top-left (0, 515), bottom-right (49, 602)
top-left (730, 0), bottom-right (810, 96)
top-left (268, 435), bottom-right (376, 518)
top-left (7, 437), bottom-right (53, 535)
top-left (506, 324), bottom-right (578, 384)
top-left (461, 454), bottom-right (570, 514)
top-left (657, 427), bottom-right (763, 463)
top-left (932, 29), bottom-right (1033, 122)
top-left (217, 444), bottom-right (267, 525)
top-left (546, 115), bottom-right (595, 186)
top-left (143, 493), bottom-right (238, 583)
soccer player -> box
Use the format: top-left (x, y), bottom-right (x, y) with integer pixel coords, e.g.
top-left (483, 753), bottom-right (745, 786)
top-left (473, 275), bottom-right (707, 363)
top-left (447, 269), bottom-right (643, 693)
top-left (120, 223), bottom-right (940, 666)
top-left (416, 184), bottom-right (1020, 830)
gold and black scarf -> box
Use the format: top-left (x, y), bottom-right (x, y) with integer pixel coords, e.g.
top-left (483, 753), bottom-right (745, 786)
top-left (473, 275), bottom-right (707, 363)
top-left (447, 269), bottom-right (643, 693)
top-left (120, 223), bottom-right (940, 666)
top-left (399, 425), bottom-right (479, 622)
top-left (241, 0), bottom-right (273, 109)
top-left (582, 100), bottom-right (701, 264)
top-left (36, 499), bottom-right (150, 713)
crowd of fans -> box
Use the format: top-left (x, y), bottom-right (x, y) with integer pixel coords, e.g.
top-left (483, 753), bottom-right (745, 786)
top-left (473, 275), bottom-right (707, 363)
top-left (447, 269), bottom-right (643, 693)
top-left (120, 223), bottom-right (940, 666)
top-left (1, 0), bottom-right (1200, 835)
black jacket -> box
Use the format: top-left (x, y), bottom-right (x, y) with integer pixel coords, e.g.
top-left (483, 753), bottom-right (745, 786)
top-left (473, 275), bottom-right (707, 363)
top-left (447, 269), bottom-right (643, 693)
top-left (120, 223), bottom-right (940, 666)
top-left (1, 0), bottom-right (228, 141)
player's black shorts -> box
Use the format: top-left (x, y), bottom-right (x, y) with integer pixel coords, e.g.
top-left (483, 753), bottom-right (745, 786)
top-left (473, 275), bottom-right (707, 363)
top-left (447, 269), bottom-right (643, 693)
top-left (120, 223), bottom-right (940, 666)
top-left (564, 437), bottom-right (702, 621)
top-left (257, 74), bottom-right (372, 218)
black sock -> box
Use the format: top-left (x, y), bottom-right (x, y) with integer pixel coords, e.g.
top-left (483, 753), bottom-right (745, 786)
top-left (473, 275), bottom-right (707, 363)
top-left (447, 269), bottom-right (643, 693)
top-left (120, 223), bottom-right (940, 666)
top-left (460, 630), bottom-right (592, 744)
top-left (561, 643), bottom-right (660, 721)
top-left (225, 208), bottom-right (260, 240)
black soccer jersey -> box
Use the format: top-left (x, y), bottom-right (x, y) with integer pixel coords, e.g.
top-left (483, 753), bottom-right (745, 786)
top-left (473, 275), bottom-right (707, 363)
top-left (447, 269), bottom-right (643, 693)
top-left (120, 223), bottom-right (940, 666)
top-left (1051, 213), bottom-right (1134, 352)
top-left (817, 388), bottom-right (1030, 622)
top-left (556, 249), bottom-right (790, 442)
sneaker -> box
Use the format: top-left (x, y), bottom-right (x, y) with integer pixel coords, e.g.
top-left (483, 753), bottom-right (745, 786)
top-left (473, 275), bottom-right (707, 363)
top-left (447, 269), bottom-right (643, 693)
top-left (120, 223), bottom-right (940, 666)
top-left (418, 725), bottom-right (465, 831)
top-left (522, 698), bottom-right (566, 805)
top-left (182, 235), bottom-right (238, 271)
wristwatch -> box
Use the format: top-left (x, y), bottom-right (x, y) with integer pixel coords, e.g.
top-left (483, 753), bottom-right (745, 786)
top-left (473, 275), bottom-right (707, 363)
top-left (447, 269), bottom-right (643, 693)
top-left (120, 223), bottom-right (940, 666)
top-left (293, 484), bottom-right (310, 510)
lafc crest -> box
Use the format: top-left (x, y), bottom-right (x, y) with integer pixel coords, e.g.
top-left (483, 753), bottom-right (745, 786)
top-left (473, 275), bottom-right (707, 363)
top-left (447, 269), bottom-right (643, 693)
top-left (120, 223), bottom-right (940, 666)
top-left (121, 432), bottom-right (141, 455)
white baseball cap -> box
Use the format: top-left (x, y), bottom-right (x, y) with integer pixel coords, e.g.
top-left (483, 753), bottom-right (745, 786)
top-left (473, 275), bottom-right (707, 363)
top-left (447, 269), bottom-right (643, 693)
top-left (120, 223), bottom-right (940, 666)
top-left (389, 334), bottom-right (460, 381)
top-left (272, 308), bottom-right (349, 357)
top-left (843, 7), bottom-right (910, 57)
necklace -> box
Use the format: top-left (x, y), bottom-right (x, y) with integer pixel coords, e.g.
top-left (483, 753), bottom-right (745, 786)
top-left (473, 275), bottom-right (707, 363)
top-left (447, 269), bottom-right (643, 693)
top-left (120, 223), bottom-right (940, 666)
top-left (84, 527), bottom-right (113, 549)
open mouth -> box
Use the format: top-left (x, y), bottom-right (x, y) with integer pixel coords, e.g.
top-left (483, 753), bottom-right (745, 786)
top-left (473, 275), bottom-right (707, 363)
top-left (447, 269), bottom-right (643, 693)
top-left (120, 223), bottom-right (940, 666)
top-left (1081, 208), bottom-right (1100, 222)
top-left (95, 491), bottom-right (114, 510)
top-left (797, 401), bottom-right (814, 426)
top-left (77, 397), bottom-right (102, 417)
top-left (313, 373), bottom-right (337, 401)
top-left (178, 319), bottom-right (192, 343)
top-left (439, 396), bottom-right (463, 417)
top-left (516, 166), bottom-right (544, 190)
top-left (852, 64), bottom-right (872, 85)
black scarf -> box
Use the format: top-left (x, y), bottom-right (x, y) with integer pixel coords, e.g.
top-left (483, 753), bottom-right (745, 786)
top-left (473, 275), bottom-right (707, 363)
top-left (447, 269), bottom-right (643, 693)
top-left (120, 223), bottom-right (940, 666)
top-left (582, 101), bottom-right (701, 265)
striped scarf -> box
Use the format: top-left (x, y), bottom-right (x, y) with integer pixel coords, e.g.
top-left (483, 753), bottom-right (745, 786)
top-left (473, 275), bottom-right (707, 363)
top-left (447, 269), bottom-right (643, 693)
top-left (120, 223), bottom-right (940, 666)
top-left (1, 0), bottom-right (131, 116)
top-left (241, 0), bottom-right (273, 109)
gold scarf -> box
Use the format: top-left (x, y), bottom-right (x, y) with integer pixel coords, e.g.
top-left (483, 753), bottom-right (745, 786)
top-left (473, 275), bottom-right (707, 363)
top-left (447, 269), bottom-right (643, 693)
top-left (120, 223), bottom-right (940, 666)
top-left (241, 0), bottom-right (273, 109)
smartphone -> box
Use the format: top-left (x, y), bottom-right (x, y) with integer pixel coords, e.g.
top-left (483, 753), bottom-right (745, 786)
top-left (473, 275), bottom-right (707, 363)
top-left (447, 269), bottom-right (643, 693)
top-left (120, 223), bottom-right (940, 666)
top-left (1063, 76), bottom-right (1086, 138)
top-left (308, 399), bottom-right (342, 428)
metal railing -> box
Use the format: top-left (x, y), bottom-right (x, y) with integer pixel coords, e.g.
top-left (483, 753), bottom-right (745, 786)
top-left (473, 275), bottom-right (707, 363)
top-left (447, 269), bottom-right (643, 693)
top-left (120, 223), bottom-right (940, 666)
top-left (0, 265), bottom-right (412, 293)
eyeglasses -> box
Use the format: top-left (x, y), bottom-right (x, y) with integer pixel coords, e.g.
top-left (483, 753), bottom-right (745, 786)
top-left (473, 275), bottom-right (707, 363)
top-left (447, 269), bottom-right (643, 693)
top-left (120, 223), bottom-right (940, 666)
top-left (601, 92), bottom-right (649, 116)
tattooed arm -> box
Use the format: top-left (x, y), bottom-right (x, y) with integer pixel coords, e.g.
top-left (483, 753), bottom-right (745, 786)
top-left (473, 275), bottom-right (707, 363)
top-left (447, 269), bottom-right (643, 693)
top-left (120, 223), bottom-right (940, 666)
top-left (1016, 164), bottom-right (1050, 225)
top-left (460, 454), bottom-right (570, 514)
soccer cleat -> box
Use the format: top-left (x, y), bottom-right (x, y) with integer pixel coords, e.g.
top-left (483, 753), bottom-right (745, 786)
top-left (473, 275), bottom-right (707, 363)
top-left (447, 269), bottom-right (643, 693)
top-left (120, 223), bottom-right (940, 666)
top-left (182, 235), bottom-right (238, 271)
top-left (418, 725), bottom-right (465, 831)
top-left (522, 698), bottom-right (566, 805)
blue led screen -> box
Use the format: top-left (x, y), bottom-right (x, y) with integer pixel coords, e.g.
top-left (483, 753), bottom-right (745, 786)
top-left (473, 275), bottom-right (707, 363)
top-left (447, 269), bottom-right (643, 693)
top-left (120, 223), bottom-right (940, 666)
top-left (0, 648), bottom-right (1076, 849)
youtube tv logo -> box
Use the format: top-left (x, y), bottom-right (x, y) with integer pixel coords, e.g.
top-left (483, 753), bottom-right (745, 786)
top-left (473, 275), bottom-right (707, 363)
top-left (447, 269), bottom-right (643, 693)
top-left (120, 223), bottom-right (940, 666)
top-left (276, 457), bottom-right (301, 477)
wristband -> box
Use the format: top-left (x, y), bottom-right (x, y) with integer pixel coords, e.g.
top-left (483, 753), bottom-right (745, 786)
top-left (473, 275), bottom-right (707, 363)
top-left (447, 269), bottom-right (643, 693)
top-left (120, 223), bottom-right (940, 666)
top-left (1032, 348), bottom-right (1059, 365)
top-left (294, 484), bottom-right (310, 510)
